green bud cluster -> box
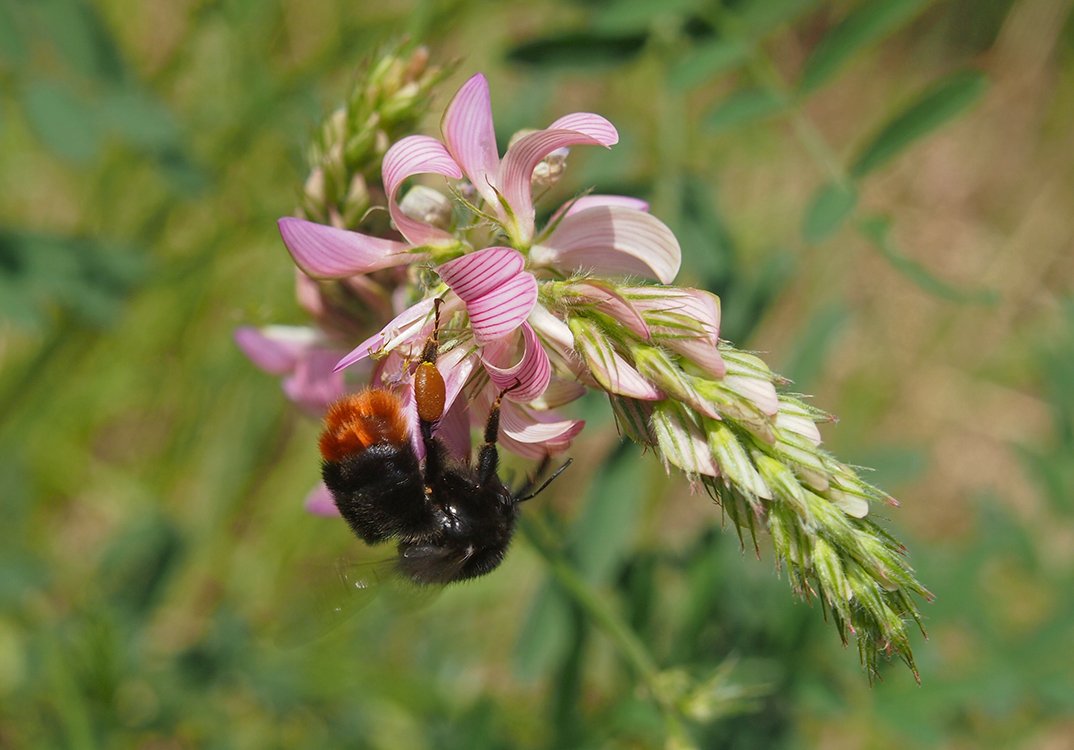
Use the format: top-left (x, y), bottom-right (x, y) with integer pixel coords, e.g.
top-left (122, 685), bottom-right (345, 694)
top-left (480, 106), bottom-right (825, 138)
top-left (299, 43), bottom-right (451, 230)
top-left (561, 296), bottom-right (931, 681)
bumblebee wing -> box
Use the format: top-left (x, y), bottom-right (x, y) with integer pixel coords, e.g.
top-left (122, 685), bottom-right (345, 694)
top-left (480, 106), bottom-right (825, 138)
top-left (266, 556), bottom-right (395, 648)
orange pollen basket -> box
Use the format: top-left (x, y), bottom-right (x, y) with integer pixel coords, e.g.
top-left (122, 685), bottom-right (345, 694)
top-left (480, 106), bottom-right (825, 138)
top-left (318, 389), bottom-right (410, 462)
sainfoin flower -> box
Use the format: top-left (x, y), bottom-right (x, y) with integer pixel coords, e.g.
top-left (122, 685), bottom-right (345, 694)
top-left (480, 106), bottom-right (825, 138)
top-left (241, 63), bottom-right (929, 679)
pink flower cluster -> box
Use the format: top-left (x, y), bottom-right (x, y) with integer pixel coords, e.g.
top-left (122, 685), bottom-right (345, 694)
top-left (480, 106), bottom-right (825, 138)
top-left (238, 74), bottom-right (726, 513)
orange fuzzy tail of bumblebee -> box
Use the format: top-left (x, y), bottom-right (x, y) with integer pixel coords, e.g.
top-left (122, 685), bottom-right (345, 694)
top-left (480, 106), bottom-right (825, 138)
top-left (319, 389), bottom-right (410, 462)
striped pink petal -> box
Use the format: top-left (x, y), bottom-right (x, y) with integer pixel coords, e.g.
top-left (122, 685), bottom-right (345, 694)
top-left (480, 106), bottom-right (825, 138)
top-left (383, 135), bottom-right (463, 247)
top-left (532, 206), bottom-right (682, 283)
top-left (334, 298), bottom-right (437, 372)
top-left (499, 128), bottom-right (613, 243)
top-left (480, 323), bottom-right (551, 402)
top-left (546, 112), bottom-right (619, 147)
top-left (436, 246), bottom-right (524, 300)
top-left (441, 74), bottom-right (500, 207)
top-left (234, 325), bottom-right (318, 375)
top-left (438, 247), bottom-right (538, 345)
top-left (278, 218), bottom-right (416, 279)
top-left (564, 194), bottom-right (648, 217)
top-left (500, 401), bottom-right (584, 447)
top-left (305, 483), bottom-right (340, 517)
top-left (467, 272), bottom-right (538, 344)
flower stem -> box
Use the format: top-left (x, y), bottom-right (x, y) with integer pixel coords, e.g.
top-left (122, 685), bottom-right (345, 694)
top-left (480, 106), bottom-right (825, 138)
top-left (518, 513), bottom-right (693, 745)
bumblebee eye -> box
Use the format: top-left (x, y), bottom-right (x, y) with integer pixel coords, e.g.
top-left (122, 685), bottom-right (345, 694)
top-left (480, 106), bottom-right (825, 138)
top-left (414, 361), bottom-right (446, 423)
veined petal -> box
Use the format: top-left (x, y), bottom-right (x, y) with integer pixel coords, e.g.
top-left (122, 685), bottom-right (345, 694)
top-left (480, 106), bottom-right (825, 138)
top-left (533, 206), bottom-right (681, 283)
top-left (234, 325), bottom-right (317, 375)
top-left (625, 287), bottom-right (724, 377)
top-left (546, 112), bottom-right (618, 147)
top-left (383, 135), bottom-right (463, 247)
top-left (437, 246), bottom-right (525, 301)
top-left (334, 298), bottom-right (437, 372)
top-left (467, 272), bottom-right (538, 344)
top-left (545, 194), bottom-right (649, 237)
top-left (500, 129), bottom-right (611, 243)
top-left (500, 400), bottom-right (585, 446)
top-left (480, 323), bottom-right (551, 402)
top-left (278, 218), bottom-right (416, 279)
top-left (305, 483), bottom-right (340, 517)
top-left (441, 74), bottom-right (500, 206)
top-left (570, 319), bottom-right (661, 400)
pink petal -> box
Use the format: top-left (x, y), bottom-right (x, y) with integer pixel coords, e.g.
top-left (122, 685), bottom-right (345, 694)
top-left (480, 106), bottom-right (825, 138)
top-left (283, 348), bottom-right (347, 415)
top-left (438, 345), bottom-right (479, 414)
top-left (626, 287), bottom-right (724, 377)
top-left (437, 246), bottom-right (525, 301)
top-left (546, 112), bottom-right (619, 147)
top-left (438, 247), bottom-right (538, 345)
top-left (533, 206), bottom-right (681, 283)
top-left (382, 135), bottom-right (463, 247)
top-left (666, 339), bottom-right (727, 379)
top-left (435, 396), bottom-right (472, 462)
top-left (234, 325), bottom-right (317, 375)
top-left (278, 218), bottom-right (416, 279)
top-left (467, 272), bottom-right (538, 345)
top-left (334, 298), bottom-right (437, 372)
top-left (564, 194), bottom-right (648, 217)
top-left (441, 74), bottom-right (501, 207)
top-left (500, 401), bottom-right (585, 446)
top-left (480, 323), bottom-right (551, 402)
top-left (305, 483), bottom-right (340, 517)
top-left (499, 128), bottom-right (612, 243)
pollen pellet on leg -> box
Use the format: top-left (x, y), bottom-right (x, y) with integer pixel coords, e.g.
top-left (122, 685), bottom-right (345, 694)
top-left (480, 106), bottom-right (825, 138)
top-left (414, 361), bottom-right (446, 423)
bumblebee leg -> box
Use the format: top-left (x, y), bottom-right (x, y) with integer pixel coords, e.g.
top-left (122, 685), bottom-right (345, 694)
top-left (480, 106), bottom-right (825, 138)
top-left (476, 388), bottom-right (510, 486)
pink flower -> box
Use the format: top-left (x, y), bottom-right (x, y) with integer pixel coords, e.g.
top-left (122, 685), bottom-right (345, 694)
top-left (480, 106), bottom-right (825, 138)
top-left (234, 326), bottom-right (346, 415)
top-left (269, 73), bottom-right (687, 467)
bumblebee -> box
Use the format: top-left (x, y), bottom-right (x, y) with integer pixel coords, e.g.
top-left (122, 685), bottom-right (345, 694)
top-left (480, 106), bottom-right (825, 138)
top-left (318, 302), bottom-right (566, 584)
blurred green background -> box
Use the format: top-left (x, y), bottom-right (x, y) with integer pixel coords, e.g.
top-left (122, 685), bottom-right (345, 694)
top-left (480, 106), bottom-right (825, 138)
top-left (2, 0), bottom-right (1073, 747)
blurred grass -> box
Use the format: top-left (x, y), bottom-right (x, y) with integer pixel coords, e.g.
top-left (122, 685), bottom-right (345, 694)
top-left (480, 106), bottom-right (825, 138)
top-left (2, 0), bottom-right (1074, 747)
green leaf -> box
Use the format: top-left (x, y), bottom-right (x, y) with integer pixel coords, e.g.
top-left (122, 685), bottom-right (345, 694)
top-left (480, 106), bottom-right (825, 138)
top-left (798, 0), bottom-right (929, 93)
top-left (802, 181), bottom-right (858, 243)
top-left (705, 87), bottom-right (785, 134)
top-left (506, 32), bottom-right (647, 70)
top-left (594, 0), bottom-right (705, 34)
top-left (858, 216), bottom-right (998, 304)
top-left (668, 37), bottom-right (752, 90)
top-left (21, 81), bottom-right (103, 162)
top-left (850, 70), bottom-right (988, 177)
top-left (98, 87), bottom-right (181, 150)
top-left (734, 0), bottom-right (819, 37)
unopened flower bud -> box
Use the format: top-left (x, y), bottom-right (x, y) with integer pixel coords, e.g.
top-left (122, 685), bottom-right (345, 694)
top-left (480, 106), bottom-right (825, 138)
top-left (398, 185), bottom-right (453, 230)
top-left (509, 129), bottom-right (569, 189)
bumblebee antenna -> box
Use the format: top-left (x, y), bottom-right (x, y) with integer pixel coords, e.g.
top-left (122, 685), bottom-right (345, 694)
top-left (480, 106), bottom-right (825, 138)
top-left (516, 458), bottom-right (573, 503)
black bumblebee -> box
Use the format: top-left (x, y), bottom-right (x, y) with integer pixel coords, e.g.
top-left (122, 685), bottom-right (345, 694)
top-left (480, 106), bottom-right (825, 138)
top-left (318, 302), bottom-right (567, 585)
